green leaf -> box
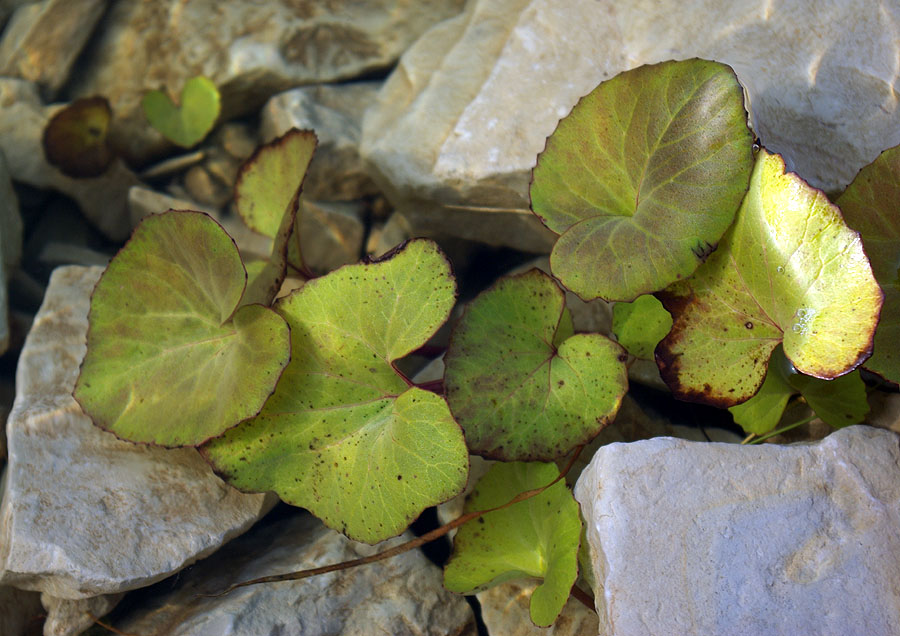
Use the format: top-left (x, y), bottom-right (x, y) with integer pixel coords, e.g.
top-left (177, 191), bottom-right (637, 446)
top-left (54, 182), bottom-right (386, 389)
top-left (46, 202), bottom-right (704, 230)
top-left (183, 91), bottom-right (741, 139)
top-left (836, 144), bottom-right (900, 383)
top-left (656, 149), bottom-right (883, 406)
top-left (612, 294), bottom-right (673, 359)
top-left (530, 58), bottom-right (754, 301)
top-left (728, 346), bottom-right (795, 435)
top-left (202, 240), bottom-right (468, 543)
top-left (443, 462), bottom-right (581, 627)
top-left (445, 269), bottom-right (628, 461)
top-left (234, 129), bottom-right (317, 239)
top-left (142, 76), bottom-right (220, 148)
top-left (74, 211), bottom-right (290, 446)
top-left (787, 369), bottom-right (868, 429)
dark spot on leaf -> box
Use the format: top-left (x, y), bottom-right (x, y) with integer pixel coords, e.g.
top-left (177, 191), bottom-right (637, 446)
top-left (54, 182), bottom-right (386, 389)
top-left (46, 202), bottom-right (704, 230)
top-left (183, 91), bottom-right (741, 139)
top-left (745, 321), bottom-right (753, 329)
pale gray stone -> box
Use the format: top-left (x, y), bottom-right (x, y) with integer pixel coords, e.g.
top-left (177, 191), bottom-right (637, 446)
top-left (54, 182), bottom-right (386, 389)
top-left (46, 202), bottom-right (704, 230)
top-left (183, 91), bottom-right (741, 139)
top-left (0, 0), bottom-right (107, 98)
top-left (41, 592), bottom-right (123, 636)
top-left (574, 426), bottom-right (900, 636)
top-left (361, 0), bottom-right (900, 251)
top-left (0, 266), bottom-right (275, 599)
top-left (127, 185), bottom-right (218, 229)
top-left (261, 83), bottom-right (381, 201)
top-left (479, 579), bottom-right (598, 636)
top-left (0, 582), bottom-right (43, 636)
top-left (111, 511), bottom-right (476, 636)
top-left (0, 79), bottom-right (140, 240)
top-left (66, 0), bottom-right (467, 165)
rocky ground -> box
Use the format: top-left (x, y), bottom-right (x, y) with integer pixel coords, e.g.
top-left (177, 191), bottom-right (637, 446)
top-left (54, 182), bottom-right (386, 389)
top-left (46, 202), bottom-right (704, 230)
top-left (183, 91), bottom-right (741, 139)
top-left (0, 1), bottom-right (898, 635)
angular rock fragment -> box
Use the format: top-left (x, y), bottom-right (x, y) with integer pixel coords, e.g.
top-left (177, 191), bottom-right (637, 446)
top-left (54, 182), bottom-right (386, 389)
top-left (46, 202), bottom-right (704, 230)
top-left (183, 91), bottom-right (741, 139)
top-left (0, 266), bottom-right (274, 599)
top-left (111, 511), bottom-right (477, 636)
top-left (574, 426), bottom-right (900, 636)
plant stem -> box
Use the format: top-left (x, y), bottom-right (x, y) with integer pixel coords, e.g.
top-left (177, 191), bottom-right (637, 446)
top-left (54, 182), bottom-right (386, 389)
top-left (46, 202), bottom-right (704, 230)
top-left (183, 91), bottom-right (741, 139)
top-left (744, 414), bottom-right (818, 445)
top-left (200, 445), bottom-right (585, 598)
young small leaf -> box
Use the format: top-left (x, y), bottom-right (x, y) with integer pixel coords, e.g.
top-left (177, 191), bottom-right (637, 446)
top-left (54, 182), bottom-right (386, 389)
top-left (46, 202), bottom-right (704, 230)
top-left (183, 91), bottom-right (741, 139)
top-left (202, 240), bottom-right (468, 544)
top-left (612, 294), bottom-right (673, 359)
top-left (142, 76), bottom-right (220, 148)
top-left (234, 129), bottom-right (317, 238)
top-left (836, 144), bottom-right (900, 384)
top-left (444, 462), bottom-right (581, 628)
top-left (728, 347), bottom-right (795, 435)
top-left (74, 211), bottom-right (290, 447)
top-left (42, 96), bottom-right (113, 178)
top-left (656, 149), bottom-right (882, 406)
top-left (530, 58), bottom-right (754, 301)
top-left (445, 269), bottom-right (628, 461)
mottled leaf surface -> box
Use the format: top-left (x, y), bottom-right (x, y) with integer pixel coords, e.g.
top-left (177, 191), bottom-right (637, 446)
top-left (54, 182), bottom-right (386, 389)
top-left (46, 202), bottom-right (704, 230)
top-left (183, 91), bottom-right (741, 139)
top-left (612, 294), bottom-right (673, 359)
top-left (42, 97), bottom-right (113, 178)
top-left (234, 129), bottom-right (317, 239)
top-left (202, 240), bottom-right (468, 543)
top-left (142, 76), bottom-right (220, 148)
top-left (444, 462), bottom-right (581, 627)
top-left (74, 211), bottom-right (290, 446)
top-left (530, 59), bottom-right (754, 301)
top-left (837, 144), bottom-right (900, 383)
top-left (445, 269), bottom-right (628, 461)
top-left (657, 150), bottom-right (882, 406)
top-left (730, 346), bottom-right (868, 434)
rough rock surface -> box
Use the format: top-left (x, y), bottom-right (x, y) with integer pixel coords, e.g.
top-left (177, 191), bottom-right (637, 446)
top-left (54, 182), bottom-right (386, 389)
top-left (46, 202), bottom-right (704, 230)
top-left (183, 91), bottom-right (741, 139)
top-left (66, 0), bottom-right (467, 164)
top-left (111, 510), bottom-right (476, 636)
top-left (574, 426), bottom-right (900, 636)
top-left (261, 82), bottom-right (381, 201)
top-left (41, 592), bottom-right (124, 636)
top-left (0, 79), bottom-right (140, 240)
top-left (361, 0), bottom-right (900, 250)
top-left (0, 582), bottom-right (43, 636)
top-left (479, 579), bottom-right (598, 636)
top-left (0, 0), bottom-right (107, 97)
top-left (0, 266), bottom-right (274, 599)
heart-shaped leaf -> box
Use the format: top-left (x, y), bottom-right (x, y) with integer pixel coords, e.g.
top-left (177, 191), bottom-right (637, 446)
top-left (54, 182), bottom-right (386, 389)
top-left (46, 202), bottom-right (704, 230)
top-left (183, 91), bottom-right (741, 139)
top-left (656, 149), bottom-right (883, 406)
top-left (444, 269), bottom-right (628, 461)
top-left (530, 58), bottom-right (754, 302)
top-left (836, 144), bottom-right (900, 383)
top-left (42, 96), bottom-right (113, 178)
top-left (443, 461), bottom-right (581, 627)
top-left (202, 240), bottom-right (468, 543)
top-left (74, 211), bottom-right (290, 446)
top-left (142, 76), bottom-right (220, 148)
top-left (729, 345), bottom-right (868, 435)
top-left (612, 294), bottom-right (673, 359)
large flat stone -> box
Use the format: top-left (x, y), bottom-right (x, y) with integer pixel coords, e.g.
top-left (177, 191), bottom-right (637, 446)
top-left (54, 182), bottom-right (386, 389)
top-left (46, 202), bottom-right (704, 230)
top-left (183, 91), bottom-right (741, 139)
top-left (361, 0), bottom-right (900, 251)
top-left (65, 0), bottom-right (466, 165)
top-left (0, 266), bottom-right (274, 599)
top-left (110, 510), bottom-right (476, 636)
top-left (574, 426), bottom-right (900, 635)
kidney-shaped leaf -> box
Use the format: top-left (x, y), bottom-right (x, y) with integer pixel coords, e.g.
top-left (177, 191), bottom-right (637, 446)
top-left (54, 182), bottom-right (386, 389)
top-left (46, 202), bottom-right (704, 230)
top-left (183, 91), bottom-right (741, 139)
top-left (837, 144), bottom-right (900, 384)
top-left (74, 211), bottom-right (290, 446)
top-left (445, 269), bottom-right (628, 461)
top-left (142, 76), bottom-right (220, 148)
top-left (657, 150), bottom-right (883, 406)
top-left (612, 294), bottom-right (673, 359)
top-left (444, 462), bottom-right (581, 627)
top-left (530, 58), bottom-right (754, 302)
top-left (202, 240), bottom-right (468, 543)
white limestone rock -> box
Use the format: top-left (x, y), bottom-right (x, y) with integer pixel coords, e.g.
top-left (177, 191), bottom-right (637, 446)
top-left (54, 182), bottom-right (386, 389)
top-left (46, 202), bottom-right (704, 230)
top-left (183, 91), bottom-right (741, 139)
top-left (261, 83), bottom-right (381, 201)
top-left (361, 0), bottom-right (900, 250)
top-left (0, 79), bottom-right (140, 241)
top-left (65, 0), bottom-right (467, 165)
top-left (0, 266), bottom-right (274, 600)
top-left (0, 0), bottom-right (107, 98)
top-left (574, 426), bottom-right (900, 636)
top-left (41, 592), bottom-right (123, 636)
top-left (110, 510), bottom-right (476, 636)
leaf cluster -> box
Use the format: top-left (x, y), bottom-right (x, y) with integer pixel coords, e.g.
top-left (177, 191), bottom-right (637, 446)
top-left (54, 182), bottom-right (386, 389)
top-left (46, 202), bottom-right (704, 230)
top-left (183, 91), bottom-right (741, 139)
top-left (73, 59), bottom-right (900, 627)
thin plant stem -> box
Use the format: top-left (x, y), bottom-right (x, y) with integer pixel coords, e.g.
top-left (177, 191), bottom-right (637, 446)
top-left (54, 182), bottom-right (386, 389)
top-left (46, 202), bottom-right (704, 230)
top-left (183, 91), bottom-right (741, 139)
top-left (745, 414), bottom-right (817, 445)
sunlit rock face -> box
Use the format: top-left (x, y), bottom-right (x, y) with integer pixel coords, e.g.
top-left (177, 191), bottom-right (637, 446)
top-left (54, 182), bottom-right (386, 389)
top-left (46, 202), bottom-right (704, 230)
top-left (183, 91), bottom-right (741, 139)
top-left (574, 426), bottom-right (900, 636)
top-left (361, 0), bottom-right (900, 250)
